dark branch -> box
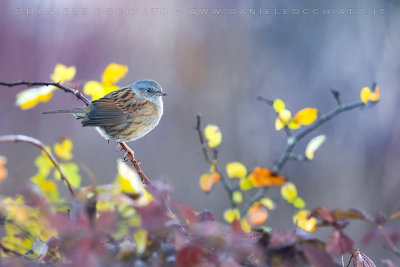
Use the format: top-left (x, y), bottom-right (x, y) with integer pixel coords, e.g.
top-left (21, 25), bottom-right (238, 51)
top-left (195, 114), bottom-right (236, 207)
top-left (0, 135), bottom-right (76, 197)
top-left (0, 81), bottom-right (91, 105)
top-left (119, 142), bottom-right (151, 184)
top-left (245, 91), bottom-right (370, 214)
top-left (195, 114), bottom-right (211, 163)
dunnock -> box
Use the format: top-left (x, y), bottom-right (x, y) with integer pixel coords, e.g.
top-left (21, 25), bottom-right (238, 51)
top-left (43, 80), bottom-right (166, 142)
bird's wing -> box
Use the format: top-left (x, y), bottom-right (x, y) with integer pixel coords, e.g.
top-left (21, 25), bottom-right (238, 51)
top-left (81, 87), bottom-right (138, 127)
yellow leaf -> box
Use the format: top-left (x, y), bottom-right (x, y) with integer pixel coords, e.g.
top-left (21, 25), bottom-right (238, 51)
top-left (281, 182), bottom-right (298, 203)
top-left (278, 109), bottom-right (292, 123)
top-left (260, 198), bottom-right (276, 210)
top-left (232, 191), bottom-right (243, 204)
top-left (55, 163), bottom-right (81, 189)
top-left (115, 159), bottom-right (152, 205)
top-left (239, 177), bottom-right (253, 191)
top-left (223, 208), bottom-right (240, 223)
top-left (305, 135), bottom-right (326, 160)
top-left (294, 108), bottom-right (318, 125)
top-left (288, 119), bottom-right (301, 129)
top-left (54, 138), bottom-right (73, 160)
top-left (103, 84), bottom-right (119, 95)
top-left (240, 218), bottom-right (251, 233)
top-left (102, 63), bottom-right (128, 85)
top-left (247, 203), bottom-right (268, 225)
top-left (293, 210), bottom-right (317, 232)
top-left (0, 156), bottom-right (7, 181)
top-left (83, 80), bottom-right (106, 101)
top-left (204, 125), bottom-right (222, 148)
top-left (293, 196), bottom-right (306, 209)
top-left (275, 118), bottom-right (285, 131)
top-left (226, 162), bottom-right (247, 178)
top-left (134, 229), bottom-right (148, 255)
top-left (34, 147), bottom-right (54, 177)
top-left (16, 86), bottom-right (56, 110)
top-left (50, 64), bottom-right (76, 83)
top-left (40, 180), bottom-right (60, 203)
top-left (199, 172), bottom-right (220, 193)
top-left (273, 99), bottom-right (285, 113)
top-left (249, 167), bottom-right (286, 187)
top-left (360, 87), bottom-right (372, 104)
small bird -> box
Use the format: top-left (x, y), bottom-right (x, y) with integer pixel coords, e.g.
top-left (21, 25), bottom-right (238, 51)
top-left (43, 80), bottom-right (166, 142)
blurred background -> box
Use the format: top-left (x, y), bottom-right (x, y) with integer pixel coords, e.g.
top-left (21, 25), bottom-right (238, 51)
top-left (1, 0), bottom-right (399, 261)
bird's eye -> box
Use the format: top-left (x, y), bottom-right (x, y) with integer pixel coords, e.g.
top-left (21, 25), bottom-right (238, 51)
top-left (146, 88), bottom-right (152, 93)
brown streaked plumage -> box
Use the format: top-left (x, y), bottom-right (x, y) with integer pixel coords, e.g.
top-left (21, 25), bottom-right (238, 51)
top-left (43, 80), bottom-right (166, 142)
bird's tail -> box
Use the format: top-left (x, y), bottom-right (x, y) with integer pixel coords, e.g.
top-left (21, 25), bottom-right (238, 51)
top-left (42, 107), bottom-right (88, 119)
top-left (42, 107), bottom-right (88, 114)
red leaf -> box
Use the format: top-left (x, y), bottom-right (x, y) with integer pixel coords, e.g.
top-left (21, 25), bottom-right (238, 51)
top-left (197, 210), bottom-right (215, 223)
top-left (332, 209), bottom-right (373, 222)
top-left (269, 230), bottom-right (296, 249)
top-left (173, 202), bottom-right (197, 225)
top-left (302, 244), bottom-right (334, 267)
top-left (326, 230), bottom-right (353, 256)
top-left (135, 201), bottom-right (167, 232)
top-left (361, 229), bottom-right (380, 246)
top-left (310, 206), bottom-right (335, 223)
top-left (176, 244), bottom-right (204, 267)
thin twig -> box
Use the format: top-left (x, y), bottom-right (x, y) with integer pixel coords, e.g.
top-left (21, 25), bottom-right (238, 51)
top-left (378, 225), bottom-right (400, 257)
top-left (0, 80), bottom-right (91, 105)
top-left (0, 135), bottom-right (75, 197)
top-left (0, 80), bottom-right (149, 185)
top-left (195, 114), bottom-right (235, 207)
top-left (119, 142), bottom-right (151, 184)
top-left (244, 91), bottom-right (369, 213)
top-left (196, 114), bottom-right (211, 163)
top-left (213, 150), bottom-right (236, 208)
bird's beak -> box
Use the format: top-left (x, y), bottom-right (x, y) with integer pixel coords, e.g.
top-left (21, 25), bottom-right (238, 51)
top-left (157, 92), bottom-right (167, 96)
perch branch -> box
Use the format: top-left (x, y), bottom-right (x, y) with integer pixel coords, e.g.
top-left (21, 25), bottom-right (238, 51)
top-left (0, 80), bottom-right (150, 184)
top-left (119, 142), bottom-right (151, 184)
top-left (0, 81), bottom-right (91, 105)
top-left (0, 135), bottom-right (75, 197)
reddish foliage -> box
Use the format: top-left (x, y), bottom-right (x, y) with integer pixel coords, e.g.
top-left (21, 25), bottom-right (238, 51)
top-left (301, 244), bottom-right (334, 267)
top-left (326, 230), bottom-right (353, 256)
top-left (176, 244), bottom-right (204, 267)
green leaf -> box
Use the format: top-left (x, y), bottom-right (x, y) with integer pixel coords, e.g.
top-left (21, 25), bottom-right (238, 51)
top-left (55, 163), bottom-right (81, 189)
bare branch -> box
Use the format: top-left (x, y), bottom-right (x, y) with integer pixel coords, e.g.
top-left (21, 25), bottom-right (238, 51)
top-left (195, 114), bottom-right (236, 207)
top-left (0, 135), bottom-right (76, 197)
top-left (195, 114), bottom-right (211, 163)
top-left (119, 142), bottom-right (151, 184)
top-left (0, 80), bottom-right (91, 105)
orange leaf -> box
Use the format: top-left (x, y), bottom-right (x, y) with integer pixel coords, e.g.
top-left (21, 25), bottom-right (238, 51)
top-left (294, 108), bottom-right (318, 125)
top-left (249, 167), bottom-right (286, 187)
top-left (247, 203), bottom-right (268, 225)
top-left (0, 156), bottom-right (7, 181)
top-left (199, 172), bottom-right (220, 193)
top-left (369, 87), bottom-right (380, 102)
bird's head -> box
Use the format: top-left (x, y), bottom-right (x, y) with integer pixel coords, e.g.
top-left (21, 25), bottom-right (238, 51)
top-left (131, 80), bottom-right (166, 102)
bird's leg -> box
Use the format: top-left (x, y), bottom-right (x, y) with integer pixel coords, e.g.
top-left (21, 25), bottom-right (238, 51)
top-left (116, 143), bottom-right (122, 151)
top-left (123, 152), bottom-right (129, 162)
